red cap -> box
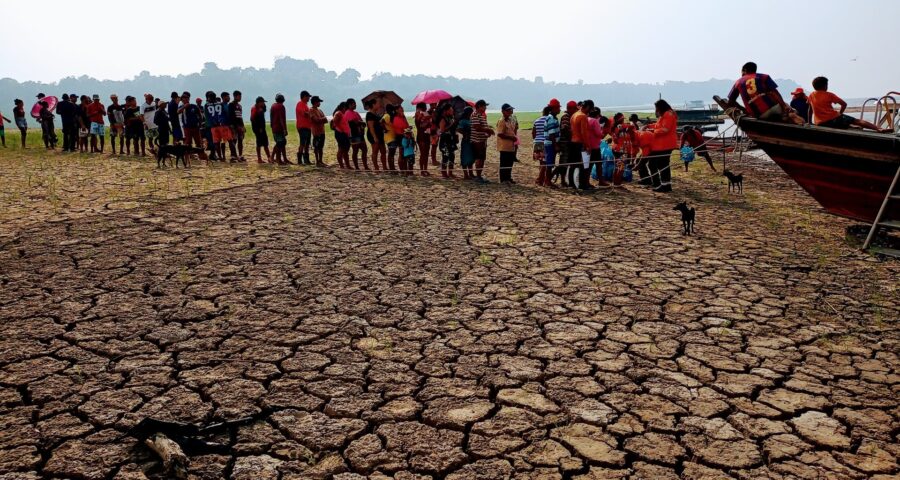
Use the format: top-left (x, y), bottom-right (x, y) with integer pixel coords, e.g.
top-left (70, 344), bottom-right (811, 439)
top-left (566, 100), bottom-right (578, 109)
top-left (195, 98), bottom-right (202, 103)
top-left (791, 87), bottom-right (804, 96)
top-left (548, 98), bottom-right (561, 108)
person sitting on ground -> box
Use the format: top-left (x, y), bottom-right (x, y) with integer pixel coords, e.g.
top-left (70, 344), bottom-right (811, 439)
top-left (790, 88), bottom-right (811, 124)
top-left (808, 76), bottom-right (890, 132)
top-left (726, 61), bottom-right (802, 124)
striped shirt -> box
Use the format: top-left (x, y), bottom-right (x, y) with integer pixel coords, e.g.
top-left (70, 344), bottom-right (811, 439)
top-left (470, 111), bottom-right (489, 143)
top-left (543, 115), bottom-right (560, 145)
top-left (559, 112), bottom-right (572, 142)
top-left (533, 116), bottom-right (547, 144)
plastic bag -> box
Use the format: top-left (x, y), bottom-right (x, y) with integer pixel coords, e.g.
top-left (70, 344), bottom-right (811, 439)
top-left (680, 146), bottom-right (695, 163)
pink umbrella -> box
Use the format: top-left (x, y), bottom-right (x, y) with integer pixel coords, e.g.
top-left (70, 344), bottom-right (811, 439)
top-left (30, 96), bottom-right (59, 119)
top-left (411, 90), bottom-right (452, 105)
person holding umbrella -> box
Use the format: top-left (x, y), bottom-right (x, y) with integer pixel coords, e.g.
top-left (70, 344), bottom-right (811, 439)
top-left (496, 103), bottom-right (518, 184)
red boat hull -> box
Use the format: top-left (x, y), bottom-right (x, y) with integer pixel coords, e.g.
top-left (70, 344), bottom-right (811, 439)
top-left (731, 117), bottom-right (900, 223)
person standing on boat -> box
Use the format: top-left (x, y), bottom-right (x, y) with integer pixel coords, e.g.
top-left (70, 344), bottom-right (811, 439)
top-left (808, 77), bottom-right (891, 133)
top-left (645, 99), bottom-right (677, 192)
top-left (726, 62), bottom-right (799, 124)
top-left (789, 88), bottom-right (812, 124)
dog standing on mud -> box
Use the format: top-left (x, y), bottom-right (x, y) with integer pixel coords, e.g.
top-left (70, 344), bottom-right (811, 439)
top-left (674, 202), bottom-right (695, 235)
top-left (724, 169), bottom-right (743, 194)
top-left (157, 144), bottom-right (207, 168)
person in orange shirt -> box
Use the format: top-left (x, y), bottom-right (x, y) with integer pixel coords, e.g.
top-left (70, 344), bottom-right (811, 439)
top-left (568, 100), bottom-right (592, 190)
top-left (809, 77), bottom-right (889, 132)
top-left (645, 99), bottom-right (678, 192)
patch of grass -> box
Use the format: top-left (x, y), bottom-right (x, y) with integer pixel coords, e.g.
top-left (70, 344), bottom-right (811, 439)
top-left (477, 251), bottom-right (494, 265)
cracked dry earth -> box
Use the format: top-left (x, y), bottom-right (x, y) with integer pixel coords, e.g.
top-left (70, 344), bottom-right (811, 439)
top-left (1, 154), bottom-right (898, 480)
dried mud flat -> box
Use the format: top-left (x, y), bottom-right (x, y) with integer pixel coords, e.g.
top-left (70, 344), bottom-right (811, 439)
top-left (0, 152), bottom-right (898, 480)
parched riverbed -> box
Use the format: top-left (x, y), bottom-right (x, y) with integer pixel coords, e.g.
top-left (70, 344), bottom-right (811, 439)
top-left (0, 145), bottom-right (897, 479)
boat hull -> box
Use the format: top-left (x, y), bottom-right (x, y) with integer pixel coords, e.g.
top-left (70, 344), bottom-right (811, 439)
top-left (735, 117), bottom-right (900, 223)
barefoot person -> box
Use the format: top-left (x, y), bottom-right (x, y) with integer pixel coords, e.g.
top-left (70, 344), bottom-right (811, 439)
top-left (414, 102), bottom-right (431, 176)
top-left (140, 93), bottom-right (159, 154)
top-left (250, 96), bottom-right (272, 163)
top-left (310, 96), bottom-right (327, 166)
top-left (13, 100), bottom-right (28, 148)
top-left (107, 95), bottom-right (125, 154)
top-left (270, 93), bottom-right (289, 164)
top-left (471, 100), bottom-right (493, 182)
top-left (332, 102), bottom-right (351, 169)
top-left (726, 61), bottom-right (799, 124)
top-left (346, 99), bottom-right (367, 170)
top-left (295, 91), bottom-right (312, 165)
top-left (436, 104), bottom-right (458, 178)
top-left (532, 106), bottom-right (548, 185)
top-left (809, 76), bottom-right (890, 132)
top-left (366, 99), bottom-right (386, 171)
top-left (124, 96), bottom-right (145, 156)
top-left (391, 105), bottom-right (411, 174)
top-left (86, 94), bottom-right (106, 153)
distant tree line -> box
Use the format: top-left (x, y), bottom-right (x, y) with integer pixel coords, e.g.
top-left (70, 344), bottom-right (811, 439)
top-left (1, 57), bottom-right (800, 120)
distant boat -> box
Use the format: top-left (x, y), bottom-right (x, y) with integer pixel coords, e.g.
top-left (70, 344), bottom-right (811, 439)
top-left (674, 100), bottom-right (724, 131)
top-left (714, 96), bottom-right (900, 224)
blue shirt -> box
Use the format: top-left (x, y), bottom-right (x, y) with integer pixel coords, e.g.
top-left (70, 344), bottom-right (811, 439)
top-left (533, 116), bottom-right (547, 144)
top-left (543, 116), bottom-right (560, 145)
top-left (204, 102), bottom-right (227, 127)
top-left (182, 104), bottom-right (201, 129)
top-left (401, 136), bottom-right (416, 157)
top-left (790, 97), bottom-right (811, 123)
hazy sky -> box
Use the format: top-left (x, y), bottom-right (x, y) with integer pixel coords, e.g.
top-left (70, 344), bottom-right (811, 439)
top-left (3, 0), bottom-right (898, 97)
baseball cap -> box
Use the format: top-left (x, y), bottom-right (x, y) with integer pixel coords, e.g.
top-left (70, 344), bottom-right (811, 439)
top-left (301, 90), bottom-right (311, 98)
top-left (36, 93), bottom-right (45, 98)
top-left (92, 94), bottom-right (100, 100)
top-left (548, 98), bottom-right (561, 108)
top-left (501, 103), bottom-right (514, 111)
top-left (791, 87), bottom-right (805, 96)
top-left (566, 100), bottom-right (578, 109)
top-left (475, 99), bottom-right (489, 107)
top-left (255, 96), bottom-right (266, 103)
top-left (311, 96), bottom-right (323, 103)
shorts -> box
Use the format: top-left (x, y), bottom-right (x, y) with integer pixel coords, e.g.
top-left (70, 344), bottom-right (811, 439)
top-left (387, 139), bottom-right (401, 152)
top-left (172, 124), bottom-right (184, 141)
top-left (231, 125), bottom-right (244, 139)
top-left (126, 126), bottom-right (144, 139)
top-left (533, 143), bottom-right (545, 162)
top-left (211, 125), bottom-right (234, 143)
top-left (472, 142), bottom-right (487, 161)
top-left (350, 134), bottom-right (364, 145)
top-left (274, 132), bottom-right (287, 147)
top-left (313, 134), bottom-right (325, 150)
top-left (110, 124), bottom-right (124, 137)
top-left (544, 143), bottom-right (556, 166)
top-left (0, 127), bottom-right (4, 138)
top-left (819, 114), bottom-right (856, 129)
top-left (255, 130), bottom-right (269, 147)
top-left (298, 128), bottom-right (311, 147)
top-left (146, 128), bottom-right (159, 142)
top-left (334, 131), bottom-right (350, 149)
top-left (90, 122), bottom-right (105, 136)
top-left (15, 118), bottom-right (28, 130)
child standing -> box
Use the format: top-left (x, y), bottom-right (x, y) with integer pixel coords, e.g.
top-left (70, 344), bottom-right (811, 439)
top-left (401, 127), bottom-right (417, 176)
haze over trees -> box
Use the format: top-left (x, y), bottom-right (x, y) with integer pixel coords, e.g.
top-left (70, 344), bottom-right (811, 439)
top-left (1, 57), bottom-right (800, 117)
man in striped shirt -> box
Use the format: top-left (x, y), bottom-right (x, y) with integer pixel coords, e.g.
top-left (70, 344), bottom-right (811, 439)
top-left (532, 106), bottom-right (548, 185)
top-left (471, 100), bottom-right (494, 182)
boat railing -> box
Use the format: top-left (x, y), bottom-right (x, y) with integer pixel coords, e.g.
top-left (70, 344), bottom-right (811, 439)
top-left (858, 97), bottom-right (881, 122)
top-left (878, 93), bottom-right (900, 133)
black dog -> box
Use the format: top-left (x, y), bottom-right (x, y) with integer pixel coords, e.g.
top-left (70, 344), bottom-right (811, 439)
top-left (723, 169), bottom-right (743, 194)
top-left (674, 201), bottom-right (695, 235)
top-left (157, 144), bottom-right (206, 168)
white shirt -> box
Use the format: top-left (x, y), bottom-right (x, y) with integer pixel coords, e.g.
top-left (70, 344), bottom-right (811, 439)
top-left (140, 102), bottom-right (158, 129)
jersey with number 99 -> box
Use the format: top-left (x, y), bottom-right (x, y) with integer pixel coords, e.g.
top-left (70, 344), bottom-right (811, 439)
top-left (205, 102), bottom-right (227, 127)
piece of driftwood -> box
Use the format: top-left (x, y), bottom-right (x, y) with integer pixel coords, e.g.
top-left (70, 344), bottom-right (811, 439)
top-left (145, 433), bottom-right (189, 479)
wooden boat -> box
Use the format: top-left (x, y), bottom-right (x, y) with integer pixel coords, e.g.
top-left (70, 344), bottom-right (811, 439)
top-left (714, 96), bottom-right (900, 223)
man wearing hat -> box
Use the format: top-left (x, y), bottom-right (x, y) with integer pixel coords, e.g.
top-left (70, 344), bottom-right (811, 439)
top-left (471, 100), bottom-right (494, 182)
top-left (790, 87), bottom-right (811, 124)
top-left (295, 91), bottom-right (313, 165)
top-left (496, 103), bottom-right (519, 184)
top-left (250, 96), bottom-right (271, 163)
top-left (86, 94), bottom-right (106, 153)
top-left (270, 93), bottom-right (289, 164)
top-left (309, 96), bottom-right (327, 166)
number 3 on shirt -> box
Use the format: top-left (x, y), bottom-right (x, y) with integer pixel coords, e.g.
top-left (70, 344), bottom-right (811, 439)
top-left (744, 78), bottom-right (757, 96)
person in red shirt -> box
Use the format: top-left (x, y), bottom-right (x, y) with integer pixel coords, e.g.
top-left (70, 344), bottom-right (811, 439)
top-left (85, 94), bottom-right (106, 154)
top-left (295, 91), bottom-right (312, 165)
top-left (332, 102), bottom-right (351, 169)
top-left (808, 76), bottom-right (889, 132)
top-left (646, 99), bottom-right (678, 192)
top-left (680, 126), bottom-right (715, 172)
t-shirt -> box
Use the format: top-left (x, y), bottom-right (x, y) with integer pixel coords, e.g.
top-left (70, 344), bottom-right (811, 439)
top-left (392, 114), bottom-right (410, 135)
top-left (124, 106), bottom-right (142, 129)
top-left (532, 115), bottom-right (547, 144)
top-left (543, 116), bottom-right (560, 145)
top-left (182, 103), bottom-right (201, 129)
top-left (167, 101), bottom-right (180, 127)
top-left (86, 102), bottom-right (105, 124)
top-left (310, 107), bottom-right (326, 136)
top-left (57, 101), bottom-right (75, 125)
top-left (140, 102), bottom-right (158, 129)
top-left (470, 111), bottom-right (489, 143)
top-left (496, 116), bottom-right (518, 152)
top-left (250, 107), bottom-right (267, 133)
top-left (295, 101), bottom-right (311, 129)
top-left (332, 110), bottom-right (350, 135)
top-left (366, 111), bottom-right (384, 142)
top-left (107, 104), bottom-right (125, 125)
top-left (728, 73), bottom-right (780, 118)
top-left (270, 102), bottom-right (287, 133)
top-left (382, 114), bottom-right (397, 143)
top-left (204, 102), bottom-right (227, 127)
top-left (649, 110), bottom-right (678, 151)
top-left (570, 111), bottom-right (587, 144)
top-left (154, 110), bottom-right (170, 135)
top-left (229, 102), bottom-right (243, 127)
top-left (559, 112), bottom-right (572, 142)
top-left (790, 97), bottom-right (811, 123)
top-left (586, 117), bottom-right (603, 150)
top-left (807, 91), bottom-right (842, 125)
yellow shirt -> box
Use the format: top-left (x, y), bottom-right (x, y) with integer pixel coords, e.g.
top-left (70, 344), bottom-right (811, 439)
top-left (382, 114), bottom-right (397, 143)
top-left (496, 116), bottom-right (518, 152)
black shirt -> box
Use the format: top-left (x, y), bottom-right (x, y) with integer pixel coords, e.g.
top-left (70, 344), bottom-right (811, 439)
top-left (366, 111), bottom-right (384, 143)
top-left (154, 109), bottom-right (170, 135)
top-left (57, 100), bottom-right (75, 125)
